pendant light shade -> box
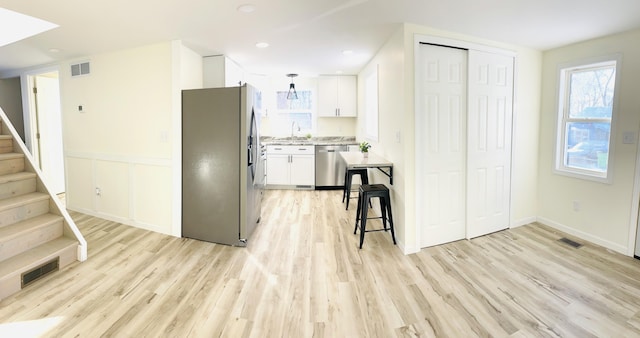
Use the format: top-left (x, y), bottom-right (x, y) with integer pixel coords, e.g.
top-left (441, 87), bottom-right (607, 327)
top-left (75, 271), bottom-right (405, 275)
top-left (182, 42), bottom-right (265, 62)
top-left (286, 73), bottom-right (298, 100)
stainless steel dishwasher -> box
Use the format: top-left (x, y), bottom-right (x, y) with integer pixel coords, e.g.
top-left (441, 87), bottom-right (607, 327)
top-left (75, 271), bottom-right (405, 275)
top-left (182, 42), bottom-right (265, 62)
top-left (315, 145), bottom-right (349, 189)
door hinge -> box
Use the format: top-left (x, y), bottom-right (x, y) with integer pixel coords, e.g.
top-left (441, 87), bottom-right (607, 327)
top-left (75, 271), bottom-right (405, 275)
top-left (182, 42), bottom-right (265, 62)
top-left (36, 133), bottom-right (40, 139)
top-left (32, 87), bottom-right (37, 94)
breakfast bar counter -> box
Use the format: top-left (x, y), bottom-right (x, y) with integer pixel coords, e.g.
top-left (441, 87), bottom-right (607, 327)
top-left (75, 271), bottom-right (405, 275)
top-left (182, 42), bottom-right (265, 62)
top-left (339, 152), bottom-right (394, 185)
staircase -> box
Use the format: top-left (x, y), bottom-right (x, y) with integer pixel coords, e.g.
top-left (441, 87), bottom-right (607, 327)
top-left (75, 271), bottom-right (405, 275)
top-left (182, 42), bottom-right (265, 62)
top-left (0, 113), bottom-right (86, 301)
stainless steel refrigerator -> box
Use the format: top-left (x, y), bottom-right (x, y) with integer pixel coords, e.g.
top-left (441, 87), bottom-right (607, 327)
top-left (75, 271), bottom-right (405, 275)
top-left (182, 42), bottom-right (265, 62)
top-left (182, 84), bottom-right (262, 246)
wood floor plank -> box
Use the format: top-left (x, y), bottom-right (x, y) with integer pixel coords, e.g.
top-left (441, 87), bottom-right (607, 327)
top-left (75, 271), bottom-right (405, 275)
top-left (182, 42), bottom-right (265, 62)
top-left (1, 190), bottom-right (640, 337)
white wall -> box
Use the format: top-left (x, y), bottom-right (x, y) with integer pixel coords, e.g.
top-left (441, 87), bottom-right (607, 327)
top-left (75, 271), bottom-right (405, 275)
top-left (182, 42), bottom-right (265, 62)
top-left (62, 41), bottom-right (202, 236)
top-left (356, 27), bottom-right (408, 249)
top-left (358, 23), bottom-right (542, 254)
top-left (538, 29), bottom-right (640, 254)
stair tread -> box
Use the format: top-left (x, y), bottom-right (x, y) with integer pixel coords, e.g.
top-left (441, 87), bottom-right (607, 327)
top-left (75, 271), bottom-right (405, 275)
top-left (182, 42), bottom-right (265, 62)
top-left (0, 237), bottom-right (77, 278)
top-left (0, 135), bottom-right (11, 140)
top-left (0, 192), bottom-right (49, 212)
top-left (0, 213), bottom-right (63, 242)
top-left (0, 153), bottom-right (23, 160)
top-left (0, 172), bottom-right (36, 184)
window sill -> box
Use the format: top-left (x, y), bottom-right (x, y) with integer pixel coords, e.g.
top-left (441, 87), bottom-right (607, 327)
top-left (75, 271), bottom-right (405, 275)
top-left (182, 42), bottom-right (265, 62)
top-left (553, 167), bottom-right (612, 184)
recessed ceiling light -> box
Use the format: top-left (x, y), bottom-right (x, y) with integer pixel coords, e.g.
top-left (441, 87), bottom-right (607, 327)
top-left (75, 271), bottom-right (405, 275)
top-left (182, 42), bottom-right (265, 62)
top-left (0, 8), bottom-right (58, 47)
top-left (49, 48), bottom-right (60, 53)
top-left (255, 42), bottom-right (269, 48)
top-left (342, 50), bottom-right (354, 55)
top-left (237, 4), bottom-right (256, 13)
top-left (335, 70), bottom-right (343, 74)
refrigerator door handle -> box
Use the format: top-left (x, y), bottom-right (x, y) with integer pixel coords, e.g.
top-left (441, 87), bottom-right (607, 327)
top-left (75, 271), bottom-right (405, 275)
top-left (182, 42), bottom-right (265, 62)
top-left (247, 136), bottom-right (254, 166)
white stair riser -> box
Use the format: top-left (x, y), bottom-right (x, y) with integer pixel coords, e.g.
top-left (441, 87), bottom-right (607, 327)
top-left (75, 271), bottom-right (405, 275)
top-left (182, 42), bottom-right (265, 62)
top-left (0, 178), bottom-right (36, 200)
top-left (0, 139), bottom-right (12, 154)
top-left (0, 157), bottom-right (24, 176)
top-left (0, 199), bottom-right (50, 228)
top-left (0, 221), bottom-right (63, 261)
top-left (0, 242), bottom-right (76, 300)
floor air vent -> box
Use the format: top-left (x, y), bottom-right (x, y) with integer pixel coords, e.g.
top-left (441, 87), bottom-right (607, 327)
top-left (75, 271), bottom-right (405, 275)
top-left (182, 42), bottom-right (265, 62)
top-left (21, 257), bottom-right (59, 288)
top-left (559, 237), bottom-right (583, 248)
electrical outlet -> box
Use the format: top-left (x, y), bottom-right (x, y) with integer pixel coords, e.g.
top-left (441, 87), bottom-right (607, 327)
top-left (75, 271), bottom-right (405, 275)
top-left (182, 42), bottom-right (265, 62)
top-left (95, 187), bottom-right (101, 196)
top-left (572, 200), bottom-right (580, 211)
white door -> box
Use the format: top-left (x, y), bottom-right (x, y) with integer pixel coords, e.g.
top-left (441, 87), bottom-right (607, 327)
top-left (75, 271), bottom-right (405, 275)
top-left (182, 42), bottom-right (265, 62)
top-left (466, 50), bottom-right (514, 238)
top-left (416, 44), bottom-right (468, 247)
top-left (32, 72), bottom-right (66, 195)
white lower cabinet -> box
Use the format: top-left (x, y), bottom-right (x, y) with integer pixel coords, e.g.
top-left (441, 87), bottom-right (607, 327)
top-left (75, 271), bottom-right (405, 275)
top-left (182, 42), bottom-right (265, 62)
top-left (266, 154), bottom-right (290, 185)
top-left (266, 145), bottom-right (315, 187)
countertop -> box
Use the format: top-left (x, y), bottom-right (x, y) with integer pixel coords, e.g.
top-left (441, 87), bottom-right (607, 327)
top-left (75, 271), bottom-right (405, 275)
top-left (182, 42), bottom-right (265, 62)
top-left (261, 136), bottom-right (357, 146)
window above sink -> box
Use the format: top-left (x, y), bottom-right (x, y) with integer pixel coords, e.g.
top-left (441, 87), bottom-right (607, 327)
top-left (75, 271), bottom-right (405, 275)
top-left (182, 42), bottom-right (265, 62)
top-left (273, 88), bottom-right (315, 135)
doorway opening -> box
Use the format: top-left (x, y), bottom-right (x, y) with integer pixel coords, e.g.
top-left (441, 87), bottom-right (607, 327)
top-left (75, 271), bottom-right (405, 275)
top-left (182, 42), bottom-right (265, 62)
top-left (25, 70), bottom-right (66, 195)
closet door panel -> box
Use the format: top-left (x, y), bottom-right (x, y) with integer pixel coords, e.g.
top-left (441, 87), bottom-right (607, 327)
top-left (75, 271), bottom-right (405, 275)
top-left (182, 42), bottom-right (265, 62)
top-left (416, 44), bottom-right (468, 248)
top-left (467, 50), bottom-right (514, 239)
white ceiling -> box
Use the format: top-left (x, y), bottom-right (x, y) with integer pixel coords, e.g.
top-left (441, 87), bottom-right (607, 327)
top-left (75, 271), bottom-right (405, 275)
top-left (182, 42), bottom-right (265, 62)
top-left (1, 0), bottom-right (640, 76)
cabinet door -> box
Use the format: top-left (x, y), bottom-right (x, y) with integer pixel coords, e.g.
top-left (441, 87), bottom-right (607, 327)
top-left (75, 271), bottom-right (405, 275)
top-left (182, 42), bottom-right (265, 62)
top-left (290, 155), bottom-right (315, 186)
top-left (318, 76), bottom-right (339, 117)
top-left (266, 154), bottom-right (290, 185)
top-left (318, 76), bottom-right (357, 117)
top-left (336, 76), bottom-right (357, 117)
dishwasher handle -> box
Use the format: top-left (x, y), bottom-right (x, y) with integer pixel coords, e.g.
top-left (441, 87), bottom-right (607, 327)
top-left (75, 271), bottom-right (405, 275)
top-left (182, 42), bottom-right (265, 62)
top-left (315, 145), bottom-right (348, 154)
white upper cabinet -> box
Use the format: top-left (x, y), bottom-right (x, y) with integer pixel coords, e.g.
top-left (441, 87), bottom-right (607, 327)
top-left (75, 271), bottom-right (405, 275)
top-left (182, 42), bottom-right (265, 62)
top-left (318, 75), bottom-right (357, 117)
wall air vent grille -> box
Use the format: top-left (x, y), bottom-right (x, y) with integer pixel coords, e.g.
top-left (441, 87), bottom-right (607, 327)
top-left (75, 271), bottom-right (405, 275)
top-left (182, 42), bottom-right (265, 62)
top-left (71, 62), bottom-right (90, 77)
top-left (21, 257), bottom-right (60, 288)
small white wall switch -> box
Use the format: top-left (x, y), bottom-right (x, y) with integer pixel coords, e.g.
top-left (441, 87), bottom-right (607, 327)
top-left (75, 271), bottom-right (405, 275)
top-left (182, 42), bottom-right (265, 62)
top-left (623, 131), bottom-right (636, 144)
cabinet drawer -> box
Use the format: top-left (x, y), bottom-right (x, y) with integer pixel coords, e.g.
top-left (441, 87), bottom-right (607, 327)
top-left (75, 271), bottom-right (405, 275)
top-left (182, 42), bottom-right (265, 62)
top-left (267, 145), bottom-right (314, 155)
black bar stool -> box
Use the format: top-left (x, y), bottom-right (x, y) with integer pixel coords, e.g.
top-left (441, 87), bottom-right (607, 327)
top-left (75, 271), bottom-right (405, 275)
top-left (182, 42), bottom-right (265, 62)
top-left (353, 184), bottom-right (396, 249)
top-left (342, 168), bottom-right (369, 210)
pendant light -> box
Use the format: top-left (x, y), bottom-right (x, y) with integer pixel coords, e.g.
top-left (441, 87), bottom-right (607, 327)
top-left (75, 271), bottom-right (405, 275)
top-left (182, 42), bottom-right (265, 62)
top-left (286, 73), bottom-right (298, 100)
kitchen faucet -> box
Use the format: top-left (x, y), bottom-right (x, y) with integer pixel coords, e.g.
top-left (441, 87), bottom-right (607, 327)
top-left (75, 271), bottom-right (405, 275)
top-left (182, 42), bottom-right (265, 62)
top-left (291, 121), bottom-right (300, 139)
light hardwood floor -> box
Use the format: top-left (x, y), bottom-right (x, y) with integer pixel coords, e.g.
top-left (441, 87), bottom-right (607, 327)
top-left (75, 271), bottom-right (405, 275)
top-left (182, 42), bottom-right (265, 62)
top-left (2, 189), bottom-right (640, 337)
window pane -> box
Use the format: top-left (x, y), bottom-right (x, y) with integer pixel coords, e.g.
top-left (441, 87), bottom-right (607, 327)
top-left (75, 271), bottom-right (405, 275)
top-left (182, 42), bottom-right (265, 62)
top-left (568, 67), bottom-right (615, 119)
top-left (274, 89), bottom-right (314, 134)
top-left (565, 122), bottom-right (610, 171)
top-left (276, 90), bottom-right (312, 110)
top-left (289, 112), bottom-right (313, 130)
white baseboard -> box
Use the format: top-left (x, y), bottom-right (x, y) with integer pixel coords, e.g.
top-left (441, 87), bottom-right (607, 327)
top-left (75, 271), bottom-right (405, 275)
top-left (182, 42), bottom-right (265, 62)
top-left (67, 206), bottom-right (174, 237)
top-left (399, 240), bottom-right (419, 255)
top-left (536, 216), bottom-right (628, 255)
top-left (511, 216), bottom-right (537, 228)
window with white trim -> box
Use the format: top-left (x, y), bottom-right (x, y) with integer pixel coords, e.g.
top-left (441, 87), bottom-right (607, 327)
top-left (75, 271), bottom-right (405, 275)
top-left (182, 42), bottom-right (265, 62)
top-left (555, 58), bottom-right (619, 182)
top-left (274, 89), bottom-right (314, 134)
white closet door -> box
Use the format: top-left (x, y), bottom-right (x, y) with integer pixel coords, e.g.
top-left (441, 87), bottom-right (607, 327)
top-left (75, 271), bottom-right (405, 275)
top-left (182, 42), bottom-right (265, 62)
top-left (466, 50), bottom-right (514, 238)
top-left (416, 44), bottom-right (468, 247)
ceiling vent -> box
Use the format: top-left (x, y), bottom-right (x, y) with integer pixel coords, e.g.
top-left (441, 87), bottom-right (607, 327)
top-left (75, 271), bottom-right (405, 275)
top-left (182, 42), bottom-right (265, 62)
top-left (71, 61), bottom-right (90, 77)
